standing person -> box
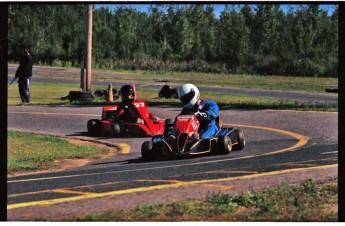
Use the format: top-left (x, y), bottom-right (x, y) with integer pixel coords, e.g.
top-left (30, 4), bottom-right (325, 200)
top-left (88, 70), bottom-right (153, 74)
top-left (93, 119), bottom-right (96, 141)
top-left (177, 83), bottom-right (220, 139)
top-left (15, 46), bottom-right (34, 104)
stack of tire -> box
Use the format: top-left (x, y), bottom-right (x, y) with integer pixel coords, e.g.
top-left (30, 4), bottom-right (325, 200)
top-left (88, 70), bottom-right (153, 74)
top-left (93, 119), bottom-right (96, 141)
top-left (68, 91), bottom-right (93, 104)
top-left (92, 89), bottom-right (118, 100)
top-left (68, 89), bottom-right (118, 104)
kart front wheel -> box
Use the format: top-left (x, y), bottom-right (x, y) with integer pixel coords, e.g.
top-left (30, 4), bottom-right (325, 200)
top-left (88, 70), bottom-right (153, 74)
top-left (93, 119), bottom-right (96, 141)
top-left (141, 141), bottom-right (156, 161)
top-left (87, 119), bottom-right (100, 136)
top-left (111, 123), bottom-right (121, 137)
top-left (232, 129), bottom-right (245, 151)
top-left (217, 135), bottom-right (232, 155)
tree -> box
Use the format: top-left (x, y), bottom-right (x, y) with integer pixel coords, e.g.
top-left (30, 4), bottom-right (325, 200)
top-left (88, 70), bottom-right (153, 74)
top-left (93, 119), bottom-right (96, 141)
top-left (216, 5), bottom-right (250, 70)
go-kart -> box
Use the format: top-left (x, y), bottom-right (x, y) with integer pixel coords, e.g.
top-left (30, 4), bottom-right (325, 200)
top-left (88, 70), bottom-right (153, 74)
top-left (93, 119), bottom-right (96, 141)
top-left (141, 112), bottom-right (245, 161)
top-left (87, 85), bottom-right (165, 137)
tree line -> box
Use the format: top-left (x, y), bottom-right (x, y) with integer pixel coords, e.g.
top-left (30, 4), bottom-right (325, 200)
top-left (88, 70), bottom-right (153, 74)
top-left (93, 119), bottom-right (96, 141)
top-left (8, 4), bottom-right (338, 77)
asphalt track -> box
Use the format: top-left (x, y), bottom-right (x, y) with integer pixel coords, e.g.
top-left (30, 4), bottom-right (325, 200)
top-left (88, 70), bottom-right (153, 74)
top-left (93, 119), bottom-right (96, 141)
top-left (7, 65), bottom-right (338, 220)
top-left (7, 104), bottom-right (338, 220)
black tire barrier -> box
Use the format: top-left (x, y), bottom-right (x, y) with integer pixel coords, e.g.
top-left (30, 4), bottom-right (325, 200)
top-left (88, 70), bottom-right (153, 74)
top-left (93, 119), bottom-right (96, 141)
top-left (325, 88), bottom-right (338, 93)
top-left (159, 85), bottom-right (178, 98)
top-left (63, 88), bottom-right (119, 103)
top-left (92, 89), bottom-right (118, 100)
top-left (69, 91), bottom-right (93, 104)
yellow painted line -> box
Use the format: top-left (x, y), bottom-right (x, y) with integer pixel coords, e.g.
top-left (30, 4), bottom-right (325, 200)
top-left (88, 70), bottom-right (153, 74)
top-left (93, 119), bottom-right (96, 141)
top-left (136, 179), bottom-right (185, 184)
top-left (8, 124), bottom-right (308, 184)
top-left (9, 181), bottom-right (130, 198)
top-left (181, 170), bottom-right (258, 176)
top-left (272, 157), bottom-right (337, 168)
top-left (52, 189), bottom-right (97, 196)
top-left (224, 123), bottom-right (309, 155)
top-left (8, 111), bottom-right (99, 117)
top-left (7, 164), bottom-right (337, 210)
top-left (118, 143), bottom-right (130, 154)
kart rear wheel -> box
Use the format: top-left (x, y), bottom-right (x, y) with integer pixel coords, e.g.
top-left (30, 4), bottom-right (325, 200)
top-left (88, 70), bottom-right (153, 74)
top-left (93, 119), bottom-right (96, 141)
top-left (165, 118), bottom-right (174, 126)
top-left (232, 129), bottom-right (245, 151)
top-left (87, 119), bottom-right (100, 136)
top-left (217, 135), bottom-right (232, 155)
top-left (141, 141), bottom-right (156, 161)
top-left (111, 123), bottom-right (121, 137)
top-left (164, 118), bottom-right (175, 135)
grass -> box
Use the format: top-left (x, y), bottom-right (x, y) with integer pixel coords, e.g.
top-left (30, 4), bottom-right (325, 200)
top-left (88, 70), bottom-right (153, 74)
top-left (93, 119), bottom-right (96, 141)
top-left (120, 70), bottom-right (338, 93)
top-left (10, 63), bottom-right (336, 94)
top-left (7, 82), bottom-right (337, 112)
top-left (7, 130), bottom-right (109, 174)
top-left (77, 178), bottom-right (338, 221)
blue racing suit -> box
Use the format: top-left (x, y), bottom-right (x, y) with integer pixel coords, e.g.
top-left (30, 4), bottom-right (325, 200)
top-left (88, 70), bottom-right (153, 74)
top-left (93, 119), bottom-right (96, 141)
top-left (180, 100), bottom-right (220, 139)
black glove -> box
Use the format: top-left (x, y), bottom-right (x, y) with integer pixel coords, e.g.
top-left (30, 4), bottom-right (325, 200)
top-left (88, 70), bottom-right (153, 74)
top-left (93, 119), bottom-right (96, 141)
top-left (195, 112), bottom-right (207, 120)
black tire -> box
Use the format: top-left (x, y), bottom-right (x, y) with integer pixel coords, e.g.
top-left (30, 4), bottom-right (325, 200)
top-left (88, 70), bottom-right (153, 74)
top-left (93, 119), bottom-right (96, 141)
top-left (141, 141), bottom-right (156, 161)
top-left (69, 91), bottom-right (93, 104)
top-left (232, 129), bottom-right (245, 151)
top-left (164, 119), bottom-right (174, 136)
top-left (69, 91), bottom-right (92, 98)
top-left (92, 90), bottom-right (106, 98)
top-left (217, 135), bottom-right (232, 155)
top-left (159, 85), bottom-right (174, 98)
top-left (111, 123), bottom-right (121, 137)
top-left (79, 97), bottom-right (92, 104)
top-left (87, 119), bottom-right (100, 136)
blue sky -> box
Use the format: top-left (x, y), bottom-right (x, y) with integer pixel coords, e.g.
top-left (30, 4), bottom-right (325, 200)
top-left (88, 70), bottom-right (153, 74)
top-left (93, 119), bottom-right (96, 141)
top-left (95, 4), bottom-right (337, 16)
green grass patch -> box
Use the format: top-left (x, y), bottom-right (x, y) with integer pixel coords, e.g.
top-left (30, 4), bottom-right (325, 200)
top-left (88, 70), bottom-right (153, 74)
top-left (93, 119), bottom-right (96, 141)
top-left (126, 70), bottom-right (338, 93)
top-left (12, 64), bottom-right (336, 94)
top-left (8, 82), bottom-right (337, 111)
top-left (8, 82), bottom-right (77, 105)
top-left (8, 64), bottom-right (338, 94)
top-left (78, 178), bottom-right (338, 221)
top-left (8, 130), bottom-right (109, 174)
top-left (8, 66), bottom-right (338, 112)
top-left (136, 89), bottom-right (337, 112)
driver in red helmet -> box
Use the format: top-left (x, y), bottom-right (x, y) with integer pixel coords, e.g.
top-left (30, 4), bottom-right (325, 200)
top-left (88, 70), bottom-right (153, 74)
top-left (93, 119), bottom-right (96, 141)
top-left (114, 85), bottom-right (145, 123)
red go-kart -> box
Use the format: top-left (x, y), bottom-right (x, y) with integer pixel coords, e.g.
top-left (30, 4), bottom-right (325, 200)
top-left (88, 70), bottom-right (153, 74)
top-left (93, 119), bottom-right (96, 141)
top-left (87, 85), bottom-right (165, 137)
top-left (141, 112), bottom-right (245, 161)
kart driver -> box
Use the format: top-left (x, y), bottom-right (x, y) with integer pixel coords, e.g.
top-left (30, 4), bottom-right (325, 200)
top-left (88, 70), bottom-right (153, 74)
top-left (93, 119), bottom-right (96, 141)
top-left (177, 83), bottom-right (220, 139)
top-left (114, 85), bottom-right (144, 123)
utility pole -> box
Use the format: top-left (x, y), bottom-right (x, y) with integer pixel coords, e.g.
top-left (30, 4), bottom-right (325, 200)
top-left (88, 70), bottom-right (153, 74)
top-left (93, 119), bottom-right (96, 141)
top-left (86, 4), bottom-right (93, 91)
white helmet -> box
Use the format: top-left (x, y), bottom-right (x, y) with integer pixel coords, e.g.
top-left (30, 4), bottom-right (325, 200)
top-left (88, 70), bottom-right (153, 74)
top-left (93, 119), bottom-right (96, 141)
top-left (177, 83), bottom-right (200, 109)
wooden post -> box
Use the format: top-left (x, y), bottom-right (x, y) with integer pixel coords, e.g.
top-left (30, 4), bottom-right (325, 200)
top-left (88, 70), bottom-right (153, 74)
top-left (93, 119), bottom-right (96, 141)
top-left (86, 4), bottom-right (93, 91)
top-left (80, 68), bottom-right (86, 91)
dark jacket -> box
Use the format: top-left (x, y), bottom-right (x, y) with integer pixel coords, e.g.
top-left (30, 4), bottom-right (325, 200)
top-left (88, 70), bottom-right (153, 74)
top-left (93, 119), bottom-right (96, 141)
top-left (180, 100), bottom-right (220, 138)
top-left (15, 54), bottom-right (34, 79)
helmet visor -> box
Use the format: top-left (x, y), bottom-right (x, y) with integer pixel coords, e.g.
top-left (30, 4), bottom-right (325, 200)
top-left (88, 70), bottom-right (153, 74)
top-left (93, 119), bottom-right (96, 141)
top-left (180, 89), bottom-right (195, 105)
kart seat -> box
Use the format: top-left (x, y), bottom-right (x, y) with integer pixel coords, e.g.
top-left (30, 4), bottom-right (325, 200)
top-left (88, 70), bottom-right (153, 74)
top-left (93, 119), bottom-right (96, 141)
top-left (216, 116), bottom-right (223, 128)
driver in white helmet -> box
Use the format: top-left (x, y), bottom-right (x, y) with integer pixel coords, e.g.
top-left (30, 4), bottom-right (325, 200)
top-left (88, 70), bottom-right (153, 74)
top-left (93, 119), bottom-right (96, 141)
top-left (177, 83), bottom-right (220, 139)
